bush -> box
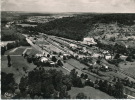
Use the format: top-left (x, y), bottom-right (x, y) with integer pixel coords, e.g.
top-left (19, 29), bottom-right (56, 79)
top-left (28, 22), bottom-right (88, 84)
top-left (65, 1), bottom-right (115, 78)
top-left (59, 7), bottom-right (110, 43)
top-left (132, 54), bottom-right (135, 59)
top-left (76, 93), bottom-right (87, 99)
top-left (126, 56), bottom-right (133, 62)
top-left (27, 57), bottom-right (32, 63)
top-left (1, 46), bottom-right (6, 55)
top-left (7, 42), bottom-right (15, 50)
top-left (84, 74), bottom-right (88, 79)
top-left (81, 73), bottom-right (84, 78)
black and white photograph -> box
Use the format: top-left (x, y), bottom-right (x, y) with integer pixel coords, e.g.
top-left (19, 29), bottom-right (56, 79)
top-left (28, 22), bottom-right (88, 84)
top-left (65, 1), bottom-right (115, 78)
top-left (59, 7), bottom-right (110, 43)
top-left (1, 0), bottom-right (135, 99)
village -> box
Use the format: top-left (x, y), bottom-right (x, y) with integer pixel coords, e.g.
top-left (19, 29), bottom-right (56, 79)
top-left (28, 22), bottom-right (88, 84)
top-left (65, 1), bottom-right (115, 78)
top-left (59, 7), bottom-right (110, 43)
top-left (1, 11), bottom-right (135, 99)
top-left (1, 28), bottom-right (135, 98)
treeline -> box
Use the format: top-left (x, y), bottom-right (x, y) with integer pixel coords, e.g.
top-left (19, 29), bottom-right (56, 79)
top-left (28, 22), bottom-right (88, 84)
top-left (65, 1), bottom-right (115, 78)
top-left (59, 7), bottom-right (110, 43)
top-left (1, 39), bottom-right (30, 55)
top-left (1, 28), bottom-right (21, 41)
top-left (1, 26), bottom-right (28, 41)
top-left (1, 72), bottom-right (17, 95)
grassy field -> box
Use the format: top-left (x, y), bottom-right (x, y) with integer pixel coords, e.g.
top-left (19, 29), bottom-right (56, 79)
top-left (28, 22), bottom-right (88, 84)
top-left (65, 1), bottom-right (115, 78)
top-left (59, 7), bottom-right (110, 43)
top-left (26, 47), bottom-right (41, 56)
top-left (68, 86), bottom-right (114, 99)
top-left (43, 67), bottom-right (69, 75)
top-left (4, 47), bottom-right (28, 55)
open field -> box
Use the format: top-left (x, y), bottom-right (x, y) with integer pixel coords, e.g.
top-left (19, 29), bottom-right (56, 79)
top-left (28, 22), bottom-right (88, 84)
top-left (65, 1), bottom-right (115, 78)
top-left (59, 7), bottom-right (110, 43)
top-left (119, 61), bottom-right (135, 78)
top-left (68, 86), bottom-right (114, 99)
top-left (17, 24), bottom-right (37, 27)
top-left (4, 47), bottom-right (30, 55)
top-left (1, 56), bottom-right (37, 84)
top-left (26, 47), bottom-right (41, 55)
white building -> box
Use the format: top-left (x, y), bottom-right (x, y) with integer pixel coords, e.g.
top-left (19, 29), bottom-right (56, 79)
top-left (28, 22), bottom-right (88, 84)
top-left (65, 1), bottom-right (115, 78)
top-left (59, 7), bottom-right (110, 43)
top-left (83, 37), bottom-right (97, 45)
top-left (40, 57), bottom-right (48, 62)
top-left (69, 43), bottom-right (77, 49)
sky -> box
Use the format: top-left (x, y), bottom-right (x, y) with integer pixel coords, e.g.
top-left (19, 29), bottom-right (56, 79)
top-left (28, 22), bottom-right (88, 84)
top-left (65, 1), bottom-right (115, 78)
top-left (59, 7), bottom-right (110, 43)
top-left (1, 0), bottom-right (135, 13)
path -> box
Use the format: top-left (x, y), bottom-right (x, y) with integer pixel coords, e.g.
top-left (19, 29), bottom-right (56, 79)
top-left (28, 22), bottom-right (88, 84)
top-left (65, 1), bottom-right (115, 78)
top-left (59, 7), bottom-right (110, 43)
top-left (9, 47), bottom-right (19, 53)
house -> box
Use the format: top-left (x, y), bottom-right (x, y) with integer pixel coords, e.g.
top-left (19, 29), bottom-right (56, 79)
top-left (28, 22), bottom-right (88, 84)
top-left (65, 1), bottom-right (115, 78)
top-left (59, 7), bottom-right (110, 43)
top-left (69, 43), bottom-right (77, 49)
top-left (83, 37), bottom-right (97, 45)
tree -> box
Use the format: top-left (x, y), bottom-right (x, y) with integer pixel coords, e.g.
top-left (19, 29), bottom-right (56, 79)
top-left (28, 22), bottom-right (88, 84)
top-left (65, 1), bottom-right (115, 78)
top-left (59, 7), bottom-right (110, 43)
top-left (7, 55), bottom-right (11, 67)
top-left (81, 73), bottom-right (84, 78)
top-left (1, 46), bottom-right (6, 55)
top-left (114, 53), bottom-right (120, 59)
top-left (126, 56), bottom-right (133, 62)
top-left (96, 59), bottom-right (100, 64)
top-left (47, 54), bottom-right (50, 58)
top-left (114, 81), bottom-right (124, 98)
top-left (63, 56), bottom-right (67, 60)
top-left (110, 37), bottom-right (115, 42)
top-left (52, 56), bottom-right (57, 62)
top-left (84, 74), bottom-right (88, 79)
top-left (76, 93), bottom-right (87, 99)
top-left (27, 56), bottom-right (32, 63)
top-left (7, 55), bottom-right (11, 62)
top-left (1, 72), bottom-right (16, 95)
top-left (62, 75), bottom-right (72, 91)
top-left (57, 60), bottom-right (63, 66)
top-left (19, 76), bottom-right (28, 93)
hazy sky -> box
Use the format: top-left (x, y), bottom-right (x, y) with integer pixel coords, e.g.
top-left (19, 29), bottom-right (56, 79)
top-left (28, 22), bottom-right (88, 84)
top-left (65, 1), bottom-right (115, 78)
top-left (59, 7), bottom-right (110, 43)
top-left (1, 0), bottom-right (135, 13)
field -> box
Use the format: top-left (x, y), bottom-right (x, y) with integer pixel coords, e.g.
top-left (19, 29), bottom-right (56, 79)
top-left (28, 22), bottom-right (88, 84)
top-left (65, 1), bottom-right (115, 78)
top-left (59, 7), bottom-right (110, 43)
top-left (17, 24), bottom-right (37, 27)
top-left (68, 86), bottom-right (114, 99)
top-left (67, 59), bottom-right (88, 69)
top-left (119, 61), bottom-right (135, 78)
top-left (1, 56), bottom-right (37, 84)
top-left (4, 47), bottom-right (29, 55)
top-left (26, 47), bottom-right (41, 56)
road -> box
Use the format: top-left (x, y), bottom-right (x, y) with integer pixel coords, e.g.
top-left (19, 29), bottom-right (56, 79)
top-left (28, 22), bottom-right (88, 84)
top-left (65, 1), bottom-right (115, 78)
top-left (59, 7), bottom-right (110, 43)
top-left (26, 37), bottom-right (49, 55)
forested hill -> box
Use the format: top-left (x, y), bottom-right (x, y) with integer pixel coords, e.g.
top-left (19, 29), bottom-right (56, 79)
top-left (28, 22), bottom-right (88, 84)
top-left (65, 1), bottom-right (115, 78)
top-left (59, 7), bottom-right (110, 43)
top-left (36, 13), bottom-right (135, 41)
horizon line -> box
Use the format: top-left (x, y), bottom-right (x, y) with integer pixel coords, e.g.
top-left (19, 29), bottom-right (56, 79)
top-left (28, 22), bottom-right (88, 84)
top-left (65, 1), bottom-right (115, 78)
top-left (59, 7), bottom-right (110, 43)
top-left (2, 11), bottom-right (135, 14)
